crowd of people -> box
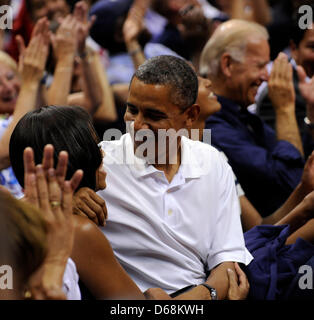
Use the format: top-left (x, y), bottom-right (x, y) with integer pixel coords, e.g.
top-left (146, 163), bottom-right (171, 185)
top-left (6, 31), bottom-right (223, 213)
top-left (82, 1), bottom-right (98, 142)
top-left (0, 0), bottom-right (314, 300)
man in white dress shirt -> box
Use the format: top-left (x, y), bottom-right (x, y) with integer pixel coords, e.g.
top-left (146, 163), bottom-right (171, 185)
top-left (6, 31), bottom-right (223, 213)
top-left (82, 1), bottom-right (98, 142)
top-left (76, 55), bottom-right (253, 299)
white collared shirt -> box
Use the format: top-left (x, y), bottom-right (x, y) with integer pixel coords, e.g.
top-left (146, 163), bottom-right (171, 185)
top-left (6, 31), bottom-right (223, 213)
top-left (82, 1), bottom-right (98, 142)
top-left (98, 134), bottom-right (253, 293)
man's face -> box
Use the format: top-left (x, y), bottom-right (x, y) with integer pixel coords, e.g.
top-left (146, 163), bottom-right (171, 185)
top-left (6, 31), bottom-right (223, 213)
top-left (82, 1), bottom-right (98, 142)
top-left (124, 77), bottom-right (191, 163)
top-left (292, 24), bottom-right (314, 78)
top-left (227, 38), bottom-right (270, 108)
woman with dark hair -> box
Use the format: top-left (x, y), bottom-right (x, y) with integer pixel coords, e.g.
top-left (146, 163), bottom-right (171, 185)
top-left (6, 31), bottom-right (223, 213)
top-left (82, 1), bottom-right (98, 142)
top-left (10, 105), bottom-right (102, 191)
top-left (10, 105), bottom-right (145, 300)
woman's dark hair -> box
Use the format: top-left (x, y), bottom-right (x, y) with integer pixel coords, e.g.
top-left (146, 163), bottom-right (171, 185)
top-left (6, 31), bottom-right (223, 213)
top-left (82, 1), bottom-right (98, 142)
top-left (0, 189), bottom-right (47, 292)
top-left (9, 105), bottom-right (102, 190)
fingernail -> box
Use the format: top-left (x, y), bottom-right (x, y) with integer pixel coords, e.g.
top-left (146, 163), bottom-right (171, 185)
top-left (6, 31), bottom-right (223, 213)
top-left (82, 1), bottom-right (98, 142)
top-left (48, 168), bottom-right (55, 177)
top-left (227, 268), bottom-right (233, 273)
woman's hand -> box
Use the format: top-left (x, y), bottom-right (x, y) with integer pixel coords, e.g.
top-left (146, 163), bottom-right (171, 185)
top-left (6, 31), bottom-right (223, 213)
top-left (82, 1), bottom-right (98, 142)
top-left (73, 1), bottom-right (96, 56)
top-left (23, 144), bottom-right (83, 299)
top-left (51, 15), bottom-right (79, 61)
top-left (16, 17), bottom-right (50, 84)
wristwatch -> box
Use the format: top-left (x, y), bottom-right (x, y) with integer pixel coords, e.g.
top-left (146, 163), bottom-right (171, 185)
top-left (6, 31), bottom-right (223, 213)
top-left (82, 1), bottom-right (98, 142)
top-left (200, 283), bottom-right (218, 300)
top-left (304, 116), bottom-right (314, 129)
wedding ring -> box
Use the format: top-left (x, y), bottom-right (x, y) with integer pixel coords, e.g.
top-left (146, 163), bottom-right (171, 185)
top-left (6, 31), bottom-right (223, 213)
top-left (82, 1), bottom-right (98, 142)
top-left (50, 201), bottom-right (61, 208)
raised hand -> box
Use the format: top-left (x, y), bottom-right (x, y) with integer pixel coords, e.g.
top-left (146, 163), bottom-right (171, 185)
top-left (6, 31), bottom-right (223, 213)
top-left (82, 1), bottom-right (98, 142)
top-left (73, 0), bottom-right (96, 56)
top-left (178, 4), bottom-right (210, 45)
top-left (17, 17), bottom-right (50, 83)
top-left (23, 145), bottom-right (83, 300)
top-left (268, 52), bottom-right (295, 112)
top-left (122, 3), bottom-right (146, 44)
top-left (23, 145), bottom-right (83, 252)
top-left (51, 15), bottom-right (79, 61)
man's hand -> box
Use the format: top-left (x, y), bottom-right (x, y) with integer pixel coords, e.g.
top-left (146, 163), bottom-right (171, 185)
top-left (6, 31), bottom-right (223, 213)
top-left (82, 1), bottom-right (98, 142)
top-left (268, 52), bottom-right (295, 112)
top-left (178, 5), bottom-right (210, 46)
top-left (227, 263), bottom-right (249, 300)
top-left (73, 187), bottom-right (107, 226)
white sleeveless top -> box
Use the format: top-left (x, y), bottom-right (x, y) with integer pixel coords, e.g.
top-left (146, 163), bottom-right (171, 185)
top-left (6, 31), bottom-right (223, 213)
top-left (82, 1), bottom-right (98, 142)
top-left (62, 258), bottom-right (81, 300)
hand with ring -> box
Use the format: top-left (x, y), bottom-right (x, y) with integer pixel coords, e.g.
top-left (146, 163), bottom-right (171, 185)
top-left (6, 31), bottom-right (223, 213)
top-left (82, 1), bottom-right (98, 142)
top-left (23, 144), bottom-right (83, 299)
top-left (50, 14), bottom-right (79, 61)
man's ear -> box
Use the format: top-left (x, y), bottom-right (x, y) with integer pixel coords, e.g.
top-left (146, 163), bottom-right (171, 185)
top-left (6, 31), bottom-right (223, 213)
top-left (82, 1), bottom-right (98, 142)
top-left (220, 53), bottom-right (233, 78)
top-left (185, 104), bottom-right (200, 128)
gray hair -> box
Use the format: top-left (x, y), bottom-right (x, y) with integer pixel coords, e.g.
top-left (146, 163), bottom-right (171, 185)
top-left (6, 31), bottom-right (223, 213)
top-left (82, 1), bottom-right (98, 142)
top-left (133, 55), bottom-right (198, 110)
top-left (199, 20), bottom-right (269, 78)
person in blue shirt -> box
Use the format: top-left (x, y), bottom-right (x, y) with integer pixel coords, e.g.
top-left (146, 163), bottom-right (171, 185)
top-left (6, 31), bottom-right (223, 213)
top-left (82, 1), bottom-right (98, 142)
top-left (199, 19), bottom-right (312, 217)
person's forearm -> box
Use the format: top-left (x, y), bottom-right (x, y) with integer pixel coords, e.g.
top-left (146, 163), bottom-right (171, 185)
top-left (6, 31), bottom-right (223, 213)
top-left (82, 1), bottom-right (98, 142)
top-left (262, 182), bottom-right (308, 225)
top-left (93, 53), bottom-right (117, 122)
top-left (240, 195), bottom-right (263, 231)
top-left (174, 262), bottom-right (234, 300)
top-left (251, 0), bottom-right (271, 25)
top-left (275, 108), bottom-right (304, 157)
top-left (46, 54), bottom-right (75, 105)
top-left (126, 39), bottom-right (146, 71)
top-left (79, 51), bottom-right (103, 114)
top-left (275, 196), bottom-right (312, 234)
top-left (173, 285), bottom-right (211, 300)
top-left (230, 0), bottom-right (246, 20)
top-left (0, 81), bottom-right (39, 170)
top-left (306, 104), bottom-right (314, 140)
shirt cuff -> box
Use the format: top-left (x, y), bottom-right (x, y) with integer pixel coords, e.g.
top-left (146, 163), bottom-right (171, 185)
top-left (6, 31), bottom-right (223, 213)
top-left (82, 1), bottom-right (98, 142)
top-left (272, 140), bottom-right (304, 163)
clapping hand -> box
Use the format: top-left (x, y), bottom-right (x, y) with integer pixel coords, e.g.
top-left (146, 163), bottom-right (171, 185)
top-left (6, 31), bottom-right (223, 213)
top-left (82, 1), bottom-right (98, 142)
top-left (268, 52), bottom-right (295, 112)
top-left (16, 17), bottom-right (50, 82)
top-left (23, 144), bottom-right (83, 299)
top-left (73, 1), bottom-right (96, 56)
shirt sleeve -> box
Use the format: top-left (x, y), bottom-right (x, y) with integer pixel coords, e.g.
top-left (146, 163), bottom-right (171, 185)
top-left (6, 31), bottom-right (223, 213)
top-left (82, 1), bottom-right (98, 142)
top-left (208, 119), bottom-right (304, 193)
top-left (206, 159), bottom-right (253, 271)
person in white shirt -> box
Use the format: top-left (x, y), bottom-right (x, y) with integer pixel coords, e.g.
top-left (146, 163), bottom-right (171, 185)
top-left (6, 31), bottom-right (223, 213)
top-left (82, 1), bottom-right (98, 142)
top-left (76, 55), bottom-right (253, 299)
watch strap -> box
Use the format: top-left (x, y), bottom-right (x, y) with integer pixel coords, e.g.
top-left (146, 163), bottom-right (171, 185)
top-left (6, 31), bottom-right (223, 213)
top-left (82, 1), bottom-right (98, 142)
top-left (200, 283), bottom-right (218, 300)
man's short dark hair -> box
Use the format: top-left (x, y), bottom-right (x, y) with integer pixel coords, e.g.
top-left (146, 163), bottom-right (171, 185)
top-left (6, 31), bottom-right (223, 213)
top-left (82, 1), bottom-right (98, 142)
top-left (133, 55), bottom-right (198, 110)
top-left (9, 106), bottom-right (102, 190)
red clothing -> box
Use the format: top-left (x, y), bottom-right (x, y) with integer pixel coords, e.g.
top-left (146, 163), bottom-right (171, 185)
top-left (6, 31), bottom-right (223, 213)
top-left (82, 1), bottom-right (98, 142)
top-left (5, 0), bottom-right (34, 61)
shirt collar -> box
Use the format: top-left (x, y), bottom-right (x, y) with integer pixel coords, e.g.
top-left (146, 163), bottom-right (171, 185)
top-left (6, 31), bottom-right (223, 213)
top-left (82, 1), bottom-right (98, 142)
top-left (217, 95), bottom-right (242, 115)
top-left (124, 133), bottom-right (209, 180)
